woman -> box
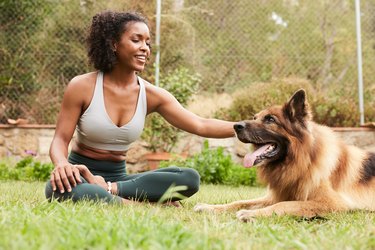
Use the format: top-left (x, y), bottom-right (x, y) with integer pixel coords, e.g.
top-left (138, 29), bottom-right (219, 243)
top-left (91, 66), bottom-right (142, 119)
top-left (45, 11), bottom-right (235, 205)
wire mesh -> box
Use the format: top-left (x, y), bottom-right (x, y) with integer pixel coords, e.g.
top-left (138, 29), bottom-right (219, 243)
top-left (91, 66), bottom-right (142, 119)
top-left (0, 0), bottom-right (374, 124)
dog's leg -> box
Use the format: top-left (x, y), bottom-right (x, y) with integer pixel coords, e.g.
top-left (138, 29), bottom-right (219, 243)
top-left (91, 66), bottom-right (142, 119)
top-left (236, 200), bottom-right (338, 222)
top-left (194, 196), bottom-right (274, 213)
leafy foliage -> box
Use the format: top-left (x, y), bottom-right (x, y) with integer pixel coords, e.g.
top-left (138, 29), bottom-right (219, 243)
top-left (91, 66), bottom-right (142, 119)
top-left (160, 140), bottom-right (258, 187)
top-left (1, 0), bottom-right (373, 125)
top-left (142, 67), bottom-right (201, 152)
top-left (214, 79), bottom-right (375, 127)
top-left (0, 0), bottom-right (52, 123)
top-left (160, 67), bottom-right (201, 106)
top-left (0, 157), bottom-right (53, 181)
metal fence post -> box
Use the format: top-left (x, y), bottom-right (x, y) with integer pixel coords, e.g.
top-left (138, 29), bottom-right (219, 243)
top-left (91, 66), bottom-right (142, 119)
top-left (355, 0), bottom-right (365, 126)
top-left (155, 0), bottom-right (162, 87)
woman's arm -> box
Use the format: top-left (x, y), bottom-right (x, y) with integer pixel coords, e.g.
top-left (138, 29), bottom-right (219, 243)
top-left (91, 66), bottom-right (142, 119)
top-left (146, 85), bottom-right (236, 138)
top-left (49, 74), bottom-right (92, 193)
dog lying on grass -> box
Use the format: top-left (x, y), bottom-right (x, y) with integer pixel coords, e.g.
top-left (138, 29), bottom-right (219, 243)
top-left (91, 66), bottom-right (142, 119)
top-left (194, 89), bottom-right (375, 222)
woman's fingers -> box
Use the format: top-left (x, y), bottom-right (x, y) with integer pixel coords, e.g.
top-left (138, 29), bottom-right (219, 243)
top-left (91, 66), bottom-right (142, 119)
top-left (50, 170), bottom-right (57, 192)
top-left (93, 175), bottom-right (107, 190)
top-left (72, 167), bottom-right (82, 184)
top-left (58, 167), bottom-right (71, 193)
top-left (53, 170), bottom-right (65, 193)
top-left (65, 167), bottom-right (76, 190)
top-left (50, 164), bottom-right (84, 193)
top-left (76, 165), bottom-right (95, 183)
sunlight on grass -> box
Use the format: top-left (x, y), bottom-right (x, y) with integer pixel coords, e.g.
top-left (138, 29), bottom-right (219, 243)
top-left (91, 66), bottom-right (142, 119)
top-left (0, 181), bottom-right (374, 249)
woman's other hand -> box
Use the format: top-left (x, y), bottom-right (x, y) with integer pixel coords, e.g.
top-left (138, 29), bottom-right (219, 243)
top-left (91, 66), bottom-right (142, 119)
top-left (75, 165), bottom-right (108, 190)
top-left (93, 175), bottom-right (108, 190)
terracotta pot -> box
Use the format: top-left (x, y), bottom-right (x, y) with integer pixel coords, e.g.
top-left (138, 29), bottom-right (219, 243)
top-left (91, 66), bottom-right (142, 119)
top-left (143, 152), bottom-right (187, 170)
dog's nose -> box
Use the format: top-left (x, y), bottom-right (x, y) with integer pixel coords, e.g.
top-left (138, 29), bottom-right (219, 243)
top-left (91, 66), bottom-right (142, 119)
top-left (233, 122), bottom-right (246, 132)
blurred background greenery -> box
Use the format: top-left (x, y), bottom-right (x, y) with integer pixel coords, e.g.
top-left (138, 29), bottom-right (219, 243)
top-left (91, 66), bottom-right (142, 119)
top-left (0, 0), bottom-right (374, 126)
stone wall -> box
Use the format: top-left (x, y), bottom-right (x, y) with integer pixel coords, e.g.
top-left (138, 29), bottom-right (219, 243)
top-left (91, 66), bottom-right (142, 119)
top-left (0, 125), bottom-right (55, 161)
top-left (0, 125), bottom-right (374, 172)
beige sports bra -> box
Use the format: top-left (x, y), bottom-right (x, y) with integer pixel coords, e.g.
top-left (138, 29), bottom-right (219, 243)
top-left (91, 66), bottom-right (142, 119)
top-left (76, 72), bottom-right (147, 151)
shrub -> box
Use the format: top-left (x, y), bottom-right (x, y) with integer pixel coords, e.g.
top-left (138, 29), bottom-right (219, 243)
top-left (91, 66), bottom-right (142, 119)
top-left (312, 85), bottom-right (375, 127)
top-left (214, 79), bottom-right (375, 127)
top-left (0, 157), bottom-right (53, 181)
top-left (214, 79), bottom-right (314, 121)
top-left (142, 67), bottom-right (201, 152)
top-left (159, 140), bottom-right (259, 187)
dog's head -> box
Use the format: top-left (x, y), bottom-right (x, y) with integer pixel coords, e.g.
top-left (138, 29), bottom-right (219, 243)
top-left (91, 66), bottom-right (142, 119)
top-left (234, 89), bottom-right (312, 167)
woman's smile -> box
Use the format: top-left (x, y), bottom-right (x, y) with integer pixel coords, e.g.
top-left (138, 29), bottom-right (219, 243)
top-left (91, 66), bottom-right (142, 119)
top-left (135, 54), bottom-right (147, 63)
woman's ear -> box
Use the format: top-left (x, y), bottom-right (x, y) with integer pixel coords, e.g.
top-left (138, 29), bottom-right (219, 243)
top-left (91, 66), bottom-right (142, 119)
top-left (112, 41), bottom-right (118, 52)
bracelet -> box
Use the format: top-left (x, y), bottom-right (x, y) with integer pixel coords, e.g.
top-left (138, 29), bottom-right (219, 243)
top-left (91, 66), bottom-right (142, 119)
top-left (107, 181), bottom-right (112, 194)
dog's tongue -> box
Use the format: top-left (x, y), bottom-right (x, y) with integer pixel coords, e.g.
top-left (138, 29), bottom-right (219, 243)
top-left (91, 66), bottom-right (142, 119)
top-left (243, 144), bottom-right (271, 168)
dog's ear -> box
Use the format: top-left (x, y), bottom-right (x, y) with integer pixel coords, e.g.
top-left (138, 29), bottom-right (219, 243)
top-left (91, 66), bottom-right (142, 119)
top-left (283, 89), bottom-right (312, 124)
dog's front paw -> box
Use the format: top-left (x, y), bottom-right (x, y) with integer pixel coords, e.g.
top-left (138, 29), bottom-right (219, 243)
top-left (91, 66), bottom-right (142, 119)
top-left (194, 203), bottom-right (215, 213)
top-left (236, 209), bottom-right (256, 223)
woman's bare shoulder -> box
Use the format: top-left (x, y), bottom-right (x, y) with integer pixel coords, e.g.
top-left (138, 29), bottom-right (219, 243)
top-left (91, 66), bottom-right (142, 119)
top-left (62, 72), bottom-right (98, 107)
top-left (141, 78), bottom-right (170, 96)
top-left (141, 77), bottom-right (179, 113)
top-left (68, 71), bottom-right (97, 89)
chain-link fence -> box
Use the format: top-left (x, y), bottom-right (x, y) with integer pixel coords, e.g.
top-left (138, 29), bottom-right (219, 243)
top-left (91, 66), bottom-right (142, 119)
top-left (179, 0), bottom-right (375, 90)
top-left (1, 0), bottom-right (374, 124)
top-left (0, 0), bottom-right (156, 124)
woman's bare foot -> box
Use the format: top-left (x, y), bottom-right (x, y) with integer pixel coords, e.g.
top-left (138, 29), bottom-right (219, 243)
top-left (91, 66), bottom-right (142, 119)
top-left (120, 198), bottom-right (182, 207)
top-left (163, 201), bottom-right (183, 208)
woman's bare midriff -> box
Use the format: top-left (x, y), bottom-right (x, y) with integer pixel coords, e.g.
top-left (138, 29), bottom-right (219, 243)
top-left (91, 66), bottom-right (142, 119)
top-left (72, 141), bottom-right (127, 162)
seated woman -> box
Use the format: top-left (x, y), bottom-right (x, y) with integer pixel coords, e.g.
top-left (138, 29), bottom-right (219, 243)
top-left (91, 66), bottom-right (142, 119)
top-left (45, 11), bottom-right (235, 205)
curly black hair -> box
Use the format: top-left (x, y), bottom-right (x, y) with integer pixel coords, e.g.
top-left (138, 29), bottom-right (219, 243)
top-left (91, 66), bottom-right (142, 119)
top-left (86, 11), bottom-right (149, 72)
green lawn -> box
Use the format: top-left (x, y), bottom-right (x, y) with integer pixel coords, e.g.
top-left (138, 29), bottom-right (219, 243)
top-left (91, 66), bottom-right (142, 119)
top-left (0, 181), bottom-right (374, 250)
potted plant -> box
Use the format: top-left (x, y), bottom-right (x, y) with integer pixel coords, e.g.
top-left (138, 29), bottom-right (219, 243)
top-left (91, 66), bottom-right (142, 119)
top-left (142, 67), bottom-right (201, 169)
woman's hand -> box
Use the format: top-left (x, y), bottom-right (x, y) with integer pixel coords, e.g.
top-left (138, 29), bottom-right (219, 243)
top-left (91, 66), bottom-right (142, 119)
top-left (51, 164), bottom-right (109, 193)
top-left (92, 175), bottom-right (108, 190)
top-left (50, 163), bottom-right (83, 193)
top-left (74, 165), bottom-right (108, 191)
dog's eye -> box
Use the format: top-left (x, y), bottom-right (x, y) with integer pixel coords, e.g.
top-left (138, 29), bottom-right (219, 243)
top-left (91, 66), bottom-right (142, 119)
top-left (264, 115), bottom-right (276, 123)
top-left (253, 115), bottom-right (257, 120)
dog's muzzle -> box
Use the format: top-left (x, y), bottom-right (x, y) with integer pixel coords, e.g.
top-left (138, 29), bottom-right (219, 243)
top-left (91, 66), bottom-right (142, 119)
top-left (234, 122), bottom-right (246, 133)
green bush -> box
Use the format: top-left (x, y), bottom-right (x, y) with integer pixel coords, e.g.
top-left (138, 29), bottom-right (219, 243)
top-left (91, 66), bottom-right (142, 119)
top-left (215, 79), bottom-right (313, 121)
top-left (159, 140), bottom-right (259, 187)
top-left (0, 157), bottom-right (53, 181)
top-left (214, 79), bottom-right (375, 127)
top-left (223, 164), bottom-right (258, 187)
top-left (142, 67), bottom-right (201, 152)
top-left (312, 86), bottom-right (375, 127)
top-left (0, 162), bottom-right (14, 180)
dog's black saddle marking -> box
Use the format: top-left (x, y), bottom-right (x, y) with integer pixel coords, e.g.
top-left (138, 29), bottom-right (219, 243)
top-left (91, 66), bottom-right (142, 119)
top-left (361, 152), bottom-right (375, 183)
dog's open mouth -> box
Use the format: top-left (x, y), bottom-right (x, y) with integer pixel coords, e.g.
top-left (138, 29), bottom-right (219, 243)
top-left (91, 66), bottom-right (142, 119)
top-left (243, 143), bottom-right (278, 167)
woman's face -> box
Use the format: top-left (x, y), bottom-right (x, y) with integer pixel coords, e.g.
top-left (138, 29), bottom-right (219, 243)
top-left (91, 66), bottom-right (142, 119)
top-left (114, 21), bottom-right (151, 72)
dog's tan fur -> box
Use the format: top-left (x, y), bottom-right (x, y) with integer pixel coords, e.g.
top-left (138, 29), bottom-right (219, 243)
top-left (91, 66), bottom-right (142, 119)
top-left (194, 89), bottom-right (375, 222)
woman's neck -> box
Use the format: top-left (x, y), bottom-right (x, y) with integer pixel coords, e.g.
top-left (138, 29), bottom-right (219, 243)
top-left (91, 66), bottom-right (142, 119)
top-left (105, 67), bottom-right (138, 87)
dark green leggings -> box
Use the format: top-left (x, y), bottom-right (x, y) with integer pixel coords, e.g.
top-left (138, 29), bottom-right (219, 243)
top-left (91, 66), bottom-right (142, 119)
top-left (45, 152), bottom-right (200, 204)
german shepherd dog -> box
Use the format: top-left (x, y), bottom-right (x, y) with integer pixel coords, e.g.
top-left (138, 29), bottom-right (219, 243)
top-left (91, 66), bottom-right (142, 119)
top-left (194, 89), bottom-right (375, 222)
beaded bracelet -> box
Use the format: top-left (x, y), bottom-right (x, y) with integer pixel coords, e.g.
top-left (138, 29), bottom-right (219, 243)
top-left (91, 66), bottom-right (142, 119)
top-left (107, 181), bottom-right (112, 194)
